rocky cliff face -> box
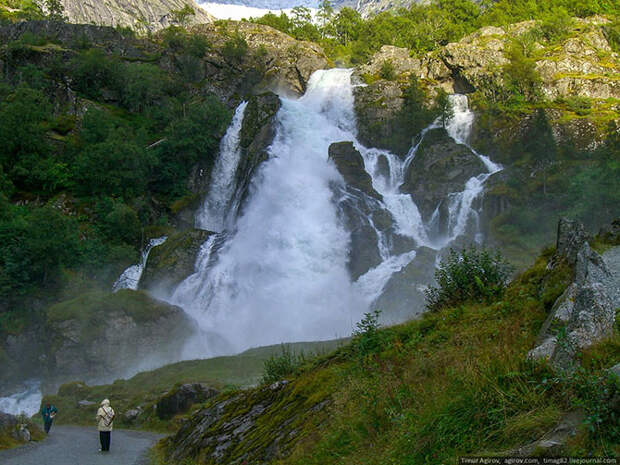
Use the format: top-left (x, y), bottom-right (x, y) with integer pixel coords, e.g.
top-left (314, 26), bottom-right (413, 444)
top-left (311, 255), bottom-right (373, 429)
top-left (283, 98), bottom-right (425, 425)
top-left (51, 0), bottom-right (214, 33)
top-left (358, 17), bottom-right (619, 101)
top-left (189, 21), bottom-right (328, 101)
top-left (45, 290), bottom-right (193, 388)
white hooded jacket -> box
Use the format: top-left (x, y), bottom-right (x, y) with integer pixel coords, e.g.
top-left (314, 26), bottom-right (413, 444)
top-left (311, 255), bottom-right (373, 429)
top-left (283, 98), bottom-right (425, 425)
top-left (96, 399), bottom-right (115, 432)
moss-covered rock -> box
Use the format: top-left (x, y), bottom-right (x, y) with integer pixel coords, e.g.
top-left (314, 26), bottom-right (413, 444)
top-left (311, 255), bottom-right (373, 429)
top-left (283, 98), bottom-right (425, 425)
top-left (353, 79), bottom-right (409, 156)
top-left (141, 229), bottom-right (213, 296)
top-left (46, 290), bottom-right (193, 387)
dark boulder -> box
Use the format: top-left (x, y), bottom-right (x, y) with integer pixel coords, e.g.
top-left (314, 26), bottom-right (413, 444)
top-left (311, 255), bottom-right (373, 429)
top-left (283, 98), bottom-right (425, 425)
top-left (157, 383), bottom-right (219, 420)
top-left (328, 142), bottom-right (381, 200)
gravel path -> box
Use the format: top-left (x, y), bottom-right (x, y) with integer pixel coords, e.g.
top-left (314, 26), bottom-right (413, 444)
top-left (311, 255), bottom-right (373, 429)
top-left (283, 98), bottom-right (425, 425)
top-left (0, 425), bottom-right (164, 465)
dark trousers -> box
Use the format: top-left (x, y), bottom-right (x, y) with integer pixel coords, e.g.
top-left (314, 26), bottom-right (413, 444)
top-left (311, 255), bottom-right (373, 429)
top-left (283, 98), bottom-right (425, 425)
top-left (44, 420), bottom-right (53, 434)
top-left (99, 431), bottom-right (111, 451)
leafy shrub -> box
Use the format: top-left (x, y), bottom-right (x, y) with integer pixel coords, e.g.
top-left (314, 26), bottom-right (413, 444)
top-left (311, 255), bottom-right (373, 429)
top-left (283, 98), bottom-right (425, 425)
top-left (425, 247), bottom-right (513, 311)
top-left (537, 8), bottom-right (573, 43)
top-left (351, 309), bottom-right (384, 361)
top-left (545, 367), bottom-right (619, 444)
top-left (565, 95), bottom-right (592, 116)
top-left (261, 344), bottom-right (305, 384)
top-left (379, 60), bottom-right (396, 80)
top-left (222, 33), bottom-right (248, 62)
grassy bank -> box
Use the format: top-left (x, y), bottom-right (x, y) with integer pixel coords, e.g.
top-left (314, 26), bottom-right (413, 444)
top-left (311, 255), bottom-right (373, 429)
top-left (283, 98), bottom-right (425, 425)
top-left (42, 339), bottom-right (346, 432)
top-left (152, 245), bottom-right (619, 464)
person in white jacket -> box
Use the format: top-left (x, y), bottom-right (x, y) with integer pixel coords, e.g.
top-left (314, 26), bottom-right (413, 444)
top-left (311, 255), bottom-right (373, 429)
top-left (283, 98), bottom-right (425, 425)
top-left (96, 399), bottom-right (115, 452)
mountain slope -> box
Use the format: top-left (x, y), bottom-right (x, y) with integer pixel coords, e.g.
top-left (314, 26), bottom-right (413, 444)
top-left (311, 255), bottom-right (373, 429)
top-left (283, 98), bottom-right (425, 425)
top-left (54, 0), bottom-right (214, 32)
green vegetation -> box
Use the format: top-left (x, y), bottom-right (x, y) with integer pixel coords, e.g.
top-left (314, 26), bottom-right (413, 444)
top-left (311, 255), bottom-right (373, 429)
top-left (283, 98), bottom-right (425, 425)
top-left (0, 414), bottom-right (44, 450)
top-left (249, 0), bottom-right (618, 64)
top-left (153, 247), bottom-right (618, 463)
top-left (42, 339), bottom-right (346, 431)
top-left (0, 29), bottom-right (230, 335)
top-left (424, 247), bottom-right (513, 312)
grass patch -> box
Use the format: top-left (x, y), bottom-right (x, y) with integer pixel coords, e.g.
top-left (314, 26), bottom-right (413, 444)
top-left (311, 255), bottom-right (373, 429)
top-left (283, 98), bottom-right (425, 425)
top-left (42, 339), bottom-right (346, 432)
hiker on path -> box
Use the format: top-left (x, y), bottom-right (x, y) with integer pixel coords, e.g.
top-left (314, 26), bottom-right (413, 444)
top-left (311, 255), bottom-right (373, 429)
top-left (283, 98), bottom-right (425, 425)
top-left (40, 403), bottom-right (58, 434)
top-left (96, 399), bottom-right (115, 452)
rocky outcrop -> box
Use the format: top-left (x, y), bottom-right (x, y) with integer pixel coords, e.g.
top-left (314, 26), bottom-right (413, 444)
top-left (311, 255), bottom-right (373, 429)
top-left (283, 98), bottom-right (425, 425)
top-left (353, 79), bottom-right (410, 156)
top-left (328, 142), bottom-right (413, 280)
top-left (357, 18), bottom-right (619, 101)
top-left (373, 247), bottom-right (437, 322)
top-left (156, 383), bottom-right (219, 420)
top-left (141, 229), bottom-right (213, 296)
top-left (46, 290), bottom-right (194, 386)
top-left (401, 128), bottom-right (486, 222)
top-left (189, 21), bottom-right (328, 100)
top-left (161, 378), bottom-right (331, 464)
top-left (529, 219), bottom-right (617, 369)
top-left (425, 19), bottom-right (619, 100)
top-left (233, 92), bottom-right (281, 216)
top-left (328, 142), bottom-right (381, 200)
top-left (0, 411), bottom-right (40, 446)
top-left (53, 0), bottom-right (214, 33)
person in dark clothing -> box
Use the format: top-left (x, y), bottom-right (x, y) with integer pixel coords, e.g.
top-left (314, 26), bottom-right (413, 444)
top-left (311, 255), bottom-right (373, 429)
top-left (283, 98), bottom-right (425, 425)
top-left (40, 403), bottom-right (58, 434)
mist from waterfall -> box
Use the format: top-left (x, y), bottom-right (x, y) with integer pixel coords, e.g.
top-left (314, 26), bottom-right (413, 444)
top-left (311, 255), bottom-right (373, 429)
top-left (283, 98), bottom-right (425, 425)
top-left (169, 69), bottom-right (501, 357)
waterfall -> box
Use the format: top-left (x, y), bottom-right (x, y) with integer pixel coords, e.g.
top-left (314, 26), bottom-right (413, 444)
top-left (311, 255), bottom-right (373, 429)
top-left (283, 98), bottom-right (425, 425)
top-left (112, 236), bottom-right (167, 292)
top-left (195, 101), bottom-right (248, 232)
top-left (0, 381), bottom-right (42, 417)
top-left (172, 70), bottom-right (366, 356)
top-left (168, 69), bottom-right (501, 357)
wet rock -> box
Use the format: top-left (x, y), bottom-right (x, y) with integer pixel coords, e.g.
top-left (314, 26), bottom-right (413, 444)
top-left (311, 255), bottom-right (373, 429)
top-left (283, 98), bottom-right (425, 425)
top-left (401, 128), bottom-right (486, 221)
top-left (329, 142), bottom-right (381, 200)
top-left (157, 383), bottom-right (219, 420)
top-left (234, 92), bottom-right (281, 216)
top-left (353, 80), bottom-right (408, 156)
top-left (141, 229), bottom-right (213, 296)
top-left (373, 246), bottom-right (437, 323)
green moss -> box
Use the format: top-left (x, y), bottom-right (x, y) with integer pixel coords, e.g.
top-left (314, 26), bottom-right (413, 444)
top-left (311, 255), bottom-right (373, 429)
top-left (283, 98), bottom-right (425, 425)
top-left (48, 290), bottom-right (173, 325)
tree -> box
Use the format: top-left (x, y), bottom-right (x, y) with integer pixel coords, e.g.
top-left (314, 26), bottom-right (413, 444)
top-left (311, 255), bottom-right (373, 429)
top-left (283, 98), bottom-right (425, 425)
top-left (435, 88), bottom-right (454, 128)
top-left (317, 0), bottom-right (334, 33)
top-left (44, 0), bottom-right (66, 21)
top-left (332, 7), bottom-right (362, 46)
top-left (171, 4), bottom-right (195, 27)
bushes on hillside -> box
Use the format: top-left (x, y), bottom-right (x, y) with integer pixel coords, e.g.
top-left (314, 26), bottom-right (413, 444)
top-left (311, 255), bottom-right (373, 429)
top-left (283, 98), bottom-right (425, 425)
top-left (425, 247), bottom-right (513, 311)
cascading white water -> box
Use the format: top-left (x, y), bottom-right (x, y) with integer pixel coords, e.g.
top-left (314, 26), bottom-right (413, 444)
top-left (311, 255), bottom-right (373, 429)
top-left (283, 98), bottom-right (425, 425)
top-left (195, 101), bottom-right (248, 232)
top-left (0, 381), bottom-right (42, 416)
top-left (169, 70), bottom-right (502, 356)
top-left (172, 70), bottom-right (367, 355)
top-left (112, 236), bottom-right (167, 292)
